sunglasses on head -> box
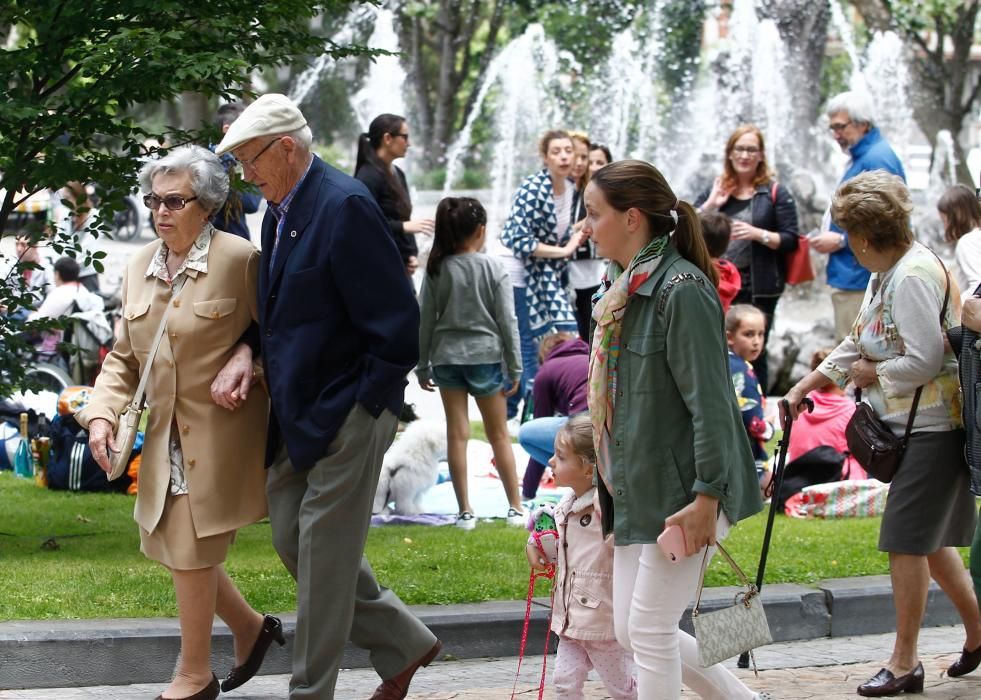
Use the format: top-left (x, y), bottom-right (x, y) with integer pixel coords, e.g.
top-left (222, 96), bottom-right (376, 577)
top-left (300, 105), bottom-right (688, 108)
top-left (143, 194), bottom-right (198, 211)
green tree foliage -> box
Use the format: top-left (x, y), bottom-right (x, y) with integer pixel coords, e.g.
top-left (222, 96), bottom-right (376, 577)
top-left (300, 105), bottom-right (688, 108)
top-left (0, 0), bottom-right (374, 396)
top-left (530, 0), bottom-right (642, 66)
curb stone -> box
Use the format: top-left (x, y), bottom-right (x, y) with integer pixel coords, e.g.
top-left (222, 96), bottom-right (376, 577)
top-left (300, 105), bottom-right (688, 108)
top-left (0, 575), bottom-right (960, 690)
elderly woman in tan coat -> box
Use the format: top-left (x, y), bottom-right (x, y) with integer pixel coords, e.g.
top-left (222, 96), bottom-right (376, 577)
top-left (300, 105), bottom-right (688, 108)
top-left (79, 146), bottom-right (280, 700)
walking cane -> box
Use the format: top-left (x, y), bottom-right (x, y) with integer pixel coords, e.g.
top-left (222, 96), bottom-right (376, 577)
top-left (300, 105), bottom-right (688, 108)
top-left (736, 396), bottom-right (814, 669)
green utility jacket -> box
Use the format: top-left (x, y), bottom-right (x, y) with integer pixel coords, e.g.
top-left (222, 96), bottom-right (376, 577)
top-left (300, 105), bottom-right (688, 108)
top-left (597, 244), bottom-right (763, 545)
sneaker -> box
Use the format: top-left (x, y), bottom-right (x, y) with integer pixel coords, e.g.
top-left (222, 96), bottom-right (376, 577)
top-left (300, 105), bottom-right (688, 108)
top-left (507, 416), bottom-right (521, 439)
top-left (505, 507), bottom-right (526, 527)
top-left (455, 511), bottom-right (476, 530)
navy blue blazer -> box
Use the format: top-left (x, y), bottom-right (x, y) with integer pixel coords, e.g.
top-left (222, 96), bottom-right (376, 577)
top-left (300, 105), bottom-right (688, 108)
top-left (258, 156), bottom-right (419, 470)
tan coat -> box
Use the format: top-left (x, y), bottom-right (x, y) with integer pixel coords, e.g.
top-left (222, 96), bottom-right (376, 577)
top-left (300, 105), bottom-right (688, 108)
top-left (78, 232), bottom-right (268, 538)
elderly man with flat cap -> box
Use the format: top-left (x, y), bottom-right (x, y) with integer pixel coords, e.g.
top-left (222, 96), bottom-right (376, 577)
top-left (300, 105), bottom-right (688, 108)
top-left (214, 94), bottom-right (440, 700)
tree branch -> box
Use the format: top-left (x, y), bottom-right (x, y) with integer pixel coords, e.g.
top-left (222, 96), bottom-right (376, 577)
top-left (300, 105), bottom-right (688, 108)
top-left (460, 0), bottom-right (505, 130)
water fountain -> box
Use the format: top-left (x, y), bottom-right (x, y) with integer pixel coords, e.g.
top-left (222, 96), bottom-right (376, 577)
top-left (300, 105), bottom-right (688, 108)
top-left (441, 23), bottom-right (567, 245)
top-left (349, 8), bottom-right (407, 135)
top-left (289, 5), bottom-right (377, 108)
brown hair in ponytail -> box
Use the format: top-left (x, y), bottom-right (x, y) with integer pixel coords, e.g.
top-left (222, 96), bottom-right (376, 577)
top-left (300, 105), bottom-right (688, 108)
top-left (428, 196), bottom-right (487, 277)
top-left (589, 160), bottom-right (718, 286)
top-left (355, 113), bottom-right (411, 220)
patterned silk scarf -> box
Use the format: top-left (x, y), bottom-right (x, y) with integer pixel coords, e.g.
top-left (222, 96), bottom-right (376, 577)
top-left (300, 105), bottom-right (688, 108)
top-left (588, 235), bottom-right (669, 490)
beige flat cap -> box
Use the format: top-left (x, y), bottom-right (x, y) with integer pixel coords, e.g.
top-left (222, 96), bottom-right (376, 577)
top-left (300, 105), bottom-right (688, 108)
top-left (215, 93), bottom-right (307, 155)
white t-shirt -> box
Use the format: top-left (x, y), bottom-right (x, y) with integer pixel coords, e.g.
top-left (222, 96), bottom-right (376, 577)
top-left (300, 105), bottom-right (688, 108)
top-left (553, 186), bottom-right (573, 242)
top-left (954, 228), bottom-right (981, 296)
top-left (569, 257), bottom-right (607, 290)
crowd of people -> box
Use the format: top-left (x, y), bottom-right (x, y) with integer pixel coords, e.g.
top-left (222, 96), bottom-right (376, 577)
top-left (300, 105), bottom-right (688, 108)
top-left (5, 84), bottom-right (980, 700)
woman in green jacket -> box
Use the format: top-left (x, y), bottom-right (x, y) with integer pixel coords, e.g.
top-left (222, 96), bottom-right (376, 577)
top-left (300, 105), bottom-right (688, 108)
top-left (583, 160), bottom-right (765, 699)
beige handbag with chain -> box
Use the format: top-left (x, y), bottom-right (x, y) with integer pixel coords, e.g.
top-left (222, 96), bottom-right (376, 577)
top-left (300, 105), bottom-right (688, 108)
top-left (107, 278), bottom-right (186, 480)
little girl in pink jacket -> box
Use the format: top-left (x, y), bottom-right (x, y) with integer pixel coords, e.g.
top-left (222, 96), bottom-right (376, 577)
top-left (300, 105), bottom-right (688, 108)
top-left (526, 414), bottom-right (636, 699)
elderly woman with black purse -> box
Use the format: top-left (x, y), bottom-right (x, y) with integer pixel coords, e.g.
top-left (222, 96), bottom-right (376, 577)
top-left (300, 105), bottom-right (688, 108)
top-left (784, 170), bottom-right (981, 697)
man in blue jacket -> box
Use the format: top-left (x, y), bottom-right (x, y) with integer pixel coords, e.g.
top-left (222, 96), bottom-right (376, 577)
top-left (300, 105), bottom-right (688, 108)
top-left (810, 91), bottom-right (906, 340)
top-left (215, 94), bottom-right (439, 700)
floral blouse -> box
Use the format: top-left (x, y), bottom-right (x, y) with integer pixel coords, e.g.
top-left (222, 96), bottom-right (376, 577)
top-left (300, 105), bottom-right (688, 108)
top-left (820, 242), bottom-right (960, 435)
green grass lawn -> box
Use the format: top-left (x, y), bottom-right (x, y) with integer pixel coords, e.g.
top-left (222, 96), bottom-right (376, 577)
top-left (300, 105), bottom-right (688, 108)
top-left (0, 471), bottom-right (969, 620)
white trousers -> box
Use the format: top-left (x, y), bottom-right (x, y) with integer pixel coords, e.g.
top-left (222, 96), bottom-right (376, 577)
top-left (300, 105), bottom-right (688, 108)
top-left (612, 516), bottom-right (757, 700)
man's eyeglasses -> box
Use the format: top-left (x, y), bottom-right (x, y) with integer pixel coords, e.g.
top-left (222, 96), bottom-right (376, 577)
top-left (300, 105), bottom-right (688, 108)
top-left (236, 136), bottom-right (284, 170)
top-left (829, 120), bottom-right (853, 133)
top-left (143, 194), bottom-right (198, 211)
top-left (732, 146), bottom-right (761, 155)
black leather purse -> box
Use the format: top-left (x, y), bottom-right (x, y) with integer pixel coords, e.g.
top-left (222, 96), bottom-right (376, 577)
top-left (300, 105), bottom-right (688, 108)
top-left (844, 255), bottom-right (950, 483)
top-left (845, 387), bottom-right (920, 483)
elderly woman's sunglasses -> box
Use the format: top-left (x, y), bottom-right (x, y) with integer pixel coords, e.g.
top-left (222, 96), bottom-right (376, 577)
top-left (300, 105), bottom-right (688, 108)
top-left (143, 194), bottom-right (198, 211)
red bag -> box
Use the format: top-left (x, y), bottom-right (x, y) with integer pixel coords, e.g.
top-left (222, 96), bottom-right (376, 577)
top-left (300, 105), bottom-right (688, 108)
top-left (770, 182), bottom-right (815, 285)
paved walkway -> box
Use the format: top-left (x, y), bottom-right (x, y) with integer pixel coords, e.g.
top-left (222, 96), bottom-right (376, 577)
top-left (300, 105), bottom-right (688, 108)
top-left (3, 625), bottom-right (978, 699)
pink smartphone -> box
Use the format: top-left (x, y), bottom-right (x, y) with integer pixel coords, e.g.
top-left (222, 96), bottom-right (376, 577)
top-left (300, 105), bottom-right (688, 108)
top-left (657, 525), bottom-right (687, 563)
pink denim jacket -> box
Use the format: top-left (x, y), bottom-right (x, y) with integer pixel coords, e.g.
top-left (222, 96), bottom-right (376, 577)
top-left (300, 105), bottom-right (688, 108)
top-left (550, 488), bottom-right (617, 641)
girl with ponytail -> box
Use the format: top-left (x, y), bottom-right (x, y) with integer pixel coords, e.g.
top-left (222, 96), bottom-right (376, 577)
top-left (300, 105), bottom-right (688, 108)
top-left (354, 114), bottom-right (434, 275)
top-left (582, 159), bottom-right (767, 699)
top-left (416, 197), bottom-right (526, 530)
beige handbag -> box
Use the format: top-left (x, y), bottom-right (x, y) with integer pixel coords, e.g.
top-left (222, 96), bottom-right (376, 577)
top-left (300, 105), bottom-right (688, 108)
top-left (107, 278), bottom-right (186, 481)
top-left (691, 542), bottom-right (772, 674)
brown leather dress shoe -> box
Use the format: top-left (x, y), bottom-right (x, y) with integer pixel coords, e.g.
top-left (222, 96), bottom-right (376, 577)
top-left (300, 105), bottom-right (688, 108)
top-left (369, 640), bottom-right (442, 700)
top-left (153, 673), bottom-right (219, 700)
top-left (947, 643), bottom-right (981, 677)
top-left (856, 662), bottom-right (924, 696)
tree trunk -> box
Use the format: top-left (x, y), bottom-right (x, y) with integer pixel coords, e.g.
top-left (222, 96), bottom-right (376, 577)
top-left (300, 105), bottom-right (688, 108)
top-left (394, 0), bottom-right (507, 170)
top-left (759, 0), bottom-right (830, 160)
top-left (430, 0), bottom-right (461, 167)
top-left (395, 7), bottom-right (433, 164)
top-left (180, 91), bottom-right (210, 133)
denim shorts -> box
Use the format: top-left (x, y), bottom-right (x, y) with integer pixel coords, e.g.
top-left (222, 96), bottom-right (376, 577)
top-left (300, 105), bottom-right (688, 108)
top-left (432, 363), bottom-right (504, 398)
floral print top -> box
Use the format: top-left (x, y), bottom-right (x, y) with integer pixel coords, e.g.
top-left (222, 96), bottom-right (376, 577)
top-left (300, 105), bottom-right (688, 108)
top-left (819, 242), bottom-right (960, 435)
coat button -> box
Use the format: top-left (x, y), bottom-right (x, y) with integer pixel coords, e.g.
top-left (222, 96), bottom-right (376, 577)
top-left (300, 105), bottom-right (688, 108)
top-left (580, 597), bottom-right (588, 604)
top-left (169, 331), bottom-right (178, 338)
top-left (188, 459), bottom-right (196, 467)
top-left (181, 425), bottom-right (189, 434)
top-left (617, 489), bottom-right (623, 496)
top-left (211, 311), bottom-right (220, 319)
top-left (290, 230), bottom-right (297, 238)
top-left (173, 300), bottom-right (180, 308)
top-left (265, 330), bottom-right (272, 337)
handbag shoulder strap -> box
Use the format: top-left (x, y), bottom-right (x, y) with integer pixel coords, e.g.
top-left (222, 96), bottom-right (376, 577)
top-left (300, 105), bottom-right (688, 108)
top-left (693, 542), bottom-right (753, 614)
top-left (855, 250), bottom-right (951, 441)
top-left (128, 277), bottom-right (187, 410)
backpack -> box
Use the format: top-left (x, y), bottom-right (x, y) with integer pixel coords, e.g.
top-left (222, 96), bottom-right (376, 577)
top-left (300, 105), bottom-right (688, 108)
top-left (774, 445), bottom-right (846, 513)
top-left (46, 413), bottom-right (133, 493)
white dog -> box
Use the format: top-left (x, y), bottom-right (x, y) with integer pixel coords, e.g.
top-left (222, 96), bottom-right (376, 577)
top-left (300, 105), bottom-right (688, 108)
top-left (373, 419), bottom-right (447, 515)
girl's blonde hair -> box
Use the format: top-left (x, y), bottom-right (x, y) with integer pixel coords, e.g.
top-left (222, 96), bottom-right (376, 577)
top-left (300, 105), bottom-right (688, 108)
top-left (557, 413), bottom-right (596, 466)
